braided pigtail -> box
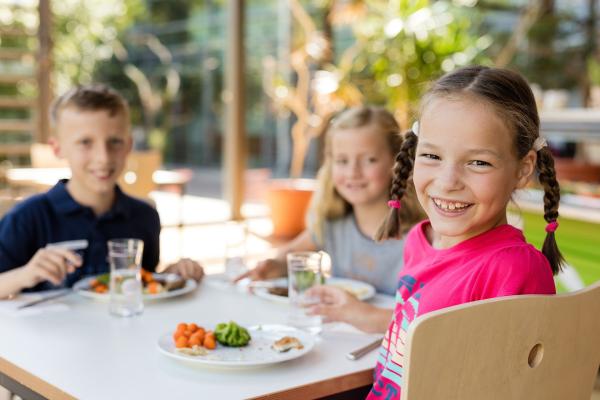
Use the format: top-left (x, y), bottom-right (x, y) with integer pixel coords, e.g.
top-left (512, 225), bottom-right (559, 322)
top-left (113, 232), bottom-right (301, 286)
top-left (375, 130), bottom-right (419, 241)
top-left (536, 147), bottom-right (565, 275)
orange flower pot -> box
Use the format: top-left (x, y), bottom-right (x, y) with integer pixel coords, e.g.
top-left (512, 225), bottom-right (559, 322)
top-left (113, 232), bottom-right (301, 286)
top-left (266, 179), bottom-right (316, 239)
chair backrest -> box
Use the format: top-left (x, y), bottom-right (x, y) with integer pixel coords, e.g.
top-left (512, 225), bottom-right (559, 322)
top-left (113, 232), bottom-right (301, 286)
top-left (0, 194), bottom-right (20, 218)
top-left (118, 150), bottom-right (162, 199)
top-left (30, 143), bottom-right (68, 168)
top-left (402, 281), bottom-right (600, 400)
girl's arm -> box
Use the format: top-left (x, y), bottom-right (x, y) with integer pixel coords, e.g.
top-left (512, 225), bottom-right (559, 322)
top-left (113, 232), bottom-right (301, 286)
top-left (306, 285), bottom-right (392, 333)
top-left (235, 229), bottom-right (318, 281)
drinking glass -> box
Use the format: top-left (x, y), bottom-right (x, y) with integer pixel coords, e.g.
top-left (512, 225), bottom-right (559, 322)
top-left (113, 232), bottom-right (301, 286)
top-left (287, 251), bottom-right (323, 333)
top-left (224, 221), bottom-right (248, 280)
top-left (108, 239), bottom-right (144, 317)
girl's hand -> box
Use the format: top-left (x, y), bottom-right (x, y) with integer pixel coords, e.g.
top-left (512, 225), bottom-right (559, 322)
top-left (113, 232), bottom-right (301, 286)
top-left (20, 247), bottom-right (82, 288)
top-left (234, 258), bottom-right (286, 282)
top-left (164, 258), bottom-right (205, 282)
top-left (305, 285), bottom-right (391, 333)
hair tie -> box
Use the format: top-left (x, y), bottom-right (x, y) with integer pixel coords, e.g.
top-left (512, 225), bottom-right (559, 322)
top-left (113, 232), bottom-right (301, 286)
top-left (387, 200), bottom-right (401, 209)
top-left (545, 220), bottom-right (559, 233)
top-left (411, 121), bottom-right (419, 136)
top-left (533, 137), bottom-right (547, 152)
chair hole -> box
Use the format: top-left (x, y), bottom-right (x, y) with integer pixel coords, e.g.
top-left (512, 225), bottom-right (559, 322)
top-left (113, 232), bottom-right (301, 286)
top-left (528, 343), bottom-right (544, 368)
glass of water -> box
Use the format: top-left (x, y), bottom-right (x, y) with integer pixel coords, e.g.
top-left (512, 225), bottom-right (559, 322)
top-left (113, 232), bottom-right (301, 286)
top-left (108, 238), bottom-right (144, 317)
top-left (224, 221), bottom-right (248, 281)
top-left (287, 251), bottom-right (323, 333)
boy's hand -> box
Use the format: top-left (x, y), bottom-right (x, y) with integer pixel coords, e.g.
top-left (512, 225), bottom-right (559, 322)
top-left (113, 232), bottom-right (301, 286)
top-left (164, 258), bottom-right (204, 282)
top-left (21, 247), bottom-right (82, 288)
top-left (234, 258), bottom-right (285, 282)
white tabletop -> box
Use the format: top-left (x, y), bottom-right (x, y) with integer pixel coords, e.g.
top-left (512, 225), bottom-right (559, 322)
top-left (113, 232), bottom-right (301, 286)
top-left (0, 278), bottom-right (391, 399)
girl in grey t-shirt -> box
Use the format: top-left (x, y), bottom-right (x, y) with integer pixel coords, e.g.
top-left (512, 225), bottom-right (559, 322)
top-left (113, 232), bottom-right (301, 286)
top-left (238, 107), bottom-right (424, 333)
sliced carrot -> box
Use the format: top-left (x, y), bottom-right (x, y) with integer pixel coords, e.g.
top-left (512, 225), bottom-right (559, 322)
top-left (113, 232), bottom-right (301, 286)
top-left (175, 336), bottom-right (189, 348)
top-left (190, 330), bottom-right (205, 344)
top-left (203, 337), bottom-right (216, 350)
top-left (177, 323), bottom-right (188, 332)
top-left (203, 331), bottom-right (216, 349)
top-left (173, 330), bottom-right (187, 341)
top-left (93, 284), bottom-right (108, 293)
top-left (188, 335), bottom-right (202, 347)
top-left (141, 269), bottom-right (154, 284)
top-left (147, 282), bottom-right (160, 294)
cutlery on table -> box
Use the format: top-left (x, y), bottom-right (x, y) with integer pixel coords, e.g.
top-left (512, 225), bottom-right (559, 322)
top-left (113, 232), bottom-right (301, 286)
top-left (17, 290), bottom-right (72, 310)
top-left (247, 281), bottom-right (284, 289)
top-left (346, 337), bottom-right (383, 360)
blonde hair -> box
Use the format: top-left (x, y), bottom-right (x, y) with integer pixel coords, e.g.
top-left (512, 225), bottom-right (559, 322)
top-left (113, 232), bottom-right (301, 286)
top-left (308, 106), bottom-right (424, 244)
top-left (50, 84), bottom-right (130, 130)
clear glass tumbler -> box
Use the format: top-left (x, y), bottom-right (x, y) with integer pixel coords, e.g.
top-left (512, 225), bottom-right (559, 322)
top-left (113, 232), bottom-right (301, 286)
top-left (108, 238), bottom-right (144, 317)
top-left (287, 251), bottom-right (323, 333)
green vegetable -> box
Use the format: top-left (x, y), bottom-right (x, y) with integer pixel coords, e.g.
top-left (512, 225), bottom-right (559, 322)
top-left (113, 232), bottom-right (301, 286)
top-left (215, 321), bottom-right (251, 347)
top-left (293, 270), bottom-right (325, 291)
top-left (96, 273), bottom-right (110, 285)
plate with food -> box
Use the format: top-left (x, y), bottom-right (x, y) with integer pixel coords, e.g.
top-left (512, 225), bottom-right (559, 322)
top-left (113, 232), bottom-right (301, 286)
top-left (157, 321), bottom-right (315, 368)
top-left (73, 270), bottom-right (197, 301)
top-left (251, 277), bottom-right (376, 304)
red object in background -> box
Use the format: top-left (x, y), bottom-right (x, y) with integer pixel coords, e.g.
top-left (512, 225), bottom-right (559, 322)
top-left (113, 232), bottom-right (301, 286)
top-left (553, 158), bottom-right (600, 184)
top-left (266, 179), bottom-right (316, 238)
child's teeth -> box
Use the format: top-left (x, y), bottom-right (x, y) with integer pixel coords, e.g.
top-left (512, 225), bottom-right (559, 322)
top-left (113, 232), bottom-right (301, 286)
top-left (434, 198), bottom-right (469, 210)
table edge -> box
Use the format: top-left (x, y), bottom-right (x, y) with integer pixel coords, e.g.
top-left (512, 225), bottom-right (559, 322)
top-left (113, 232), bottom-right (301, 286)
top-left (0, 357), bottom-right (76, 400)
top-left (248, 368), bottom-right (373, 400)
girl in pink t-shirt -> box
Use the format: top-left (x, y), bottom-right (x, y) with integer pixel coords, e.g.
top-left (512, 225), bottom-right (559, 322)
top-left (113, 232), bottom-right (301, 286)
top-left (368, 66), bottom-right (564, 399)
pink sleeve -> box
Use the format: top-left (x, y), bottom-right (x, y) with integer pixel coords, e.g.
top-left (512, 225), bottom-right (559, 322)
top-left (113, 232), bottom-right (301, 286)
top-left (471, 247), bottom-right (556, 300)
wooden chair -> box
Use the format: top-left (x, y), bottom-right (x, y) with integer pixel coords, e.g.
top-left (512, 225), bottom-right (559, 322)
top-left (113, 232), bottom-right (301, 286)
top-left (30, 143), bottom-right (68, 168)
top-left (0, 194), bottom-right (20, 218)
top-left (118, 150), bottom-right (162, 199)
top-left (402, 280), bottom-right (600, 400)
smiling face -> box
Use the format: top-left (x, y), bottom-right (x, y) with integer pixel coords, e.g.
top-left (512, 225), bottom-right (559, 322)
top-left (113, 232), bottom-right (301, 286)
top-left (330, 125), bottom-right (395, 208)
top-left (413, 96), bottom-right (536, 248)
top-left (52, 107), bottom-right (132, 204)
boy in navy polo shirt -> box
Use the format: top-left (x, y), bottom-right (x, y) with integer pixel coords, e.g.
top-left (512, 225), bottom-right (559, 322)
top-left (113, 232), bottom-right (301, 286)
top-left (0, 84), bottom-right (203, 297)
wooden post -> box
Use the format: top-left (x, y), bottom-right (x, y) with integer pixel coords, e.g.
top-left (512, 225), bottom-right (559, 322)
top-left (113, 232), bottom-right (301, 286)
top-left (224, 0), bottom-right (246, 221)
top-left (37, 0), bottom-right (52, 143)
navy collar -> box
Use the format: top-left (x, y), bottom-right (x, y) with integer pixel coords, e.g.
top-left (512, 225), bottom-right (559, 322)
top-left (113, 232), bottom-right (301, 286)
top-left (47, 180), bottom-right (131, 219)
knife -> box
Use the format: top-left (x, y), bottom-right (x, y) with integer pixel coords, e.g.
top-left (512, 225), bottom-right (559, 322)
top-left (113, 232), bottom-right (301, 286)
top-left (346, 337), bottom-right (383, 360)
top-left (17, 290), bottom-right (72, 309)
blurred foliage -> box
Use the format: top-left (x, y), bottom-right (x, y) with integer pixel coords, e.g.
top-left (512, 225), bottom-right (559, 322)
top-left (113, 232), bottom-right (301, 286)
top-left (588, 56), bottom-right (600, 86)
top-left (331, 0), bottom-right (492, 125)
top-left (52, 0), bottom-right (146, 94)
top-left (265, 0), bottom-right (491, 176)
top-left (4, 0), bottom-right (600, 166)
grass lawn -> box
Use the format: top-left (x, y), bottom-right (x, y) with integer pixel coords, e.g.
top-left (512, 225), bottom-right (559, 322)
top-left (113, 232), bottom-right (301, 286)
top-left (519, 211), bottom-right (600, 292)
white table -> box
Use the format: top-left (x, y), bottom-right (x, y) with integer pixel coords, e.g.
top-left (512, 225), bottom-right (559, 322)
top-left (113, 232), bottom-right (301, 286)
top-left (0, 279), bottom-right (391, 399)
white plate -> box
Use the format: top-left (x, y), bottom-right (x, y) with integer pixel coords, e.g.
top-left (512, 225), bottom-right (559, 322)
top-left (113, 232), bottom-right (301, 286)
top-left (157, 324), bottom-right (315, 368)
top-left (253, 277), bottom-right (376, 304)
top-left (73, 274), bottom-right (197, 301)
